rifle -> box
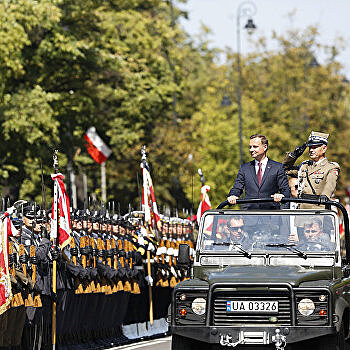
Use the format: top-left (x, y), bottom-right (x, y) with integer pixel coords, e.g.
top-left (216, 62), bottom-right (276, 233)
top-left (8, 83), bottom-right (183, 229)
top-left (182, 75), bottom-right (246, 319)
top-left (30, 203), bottom-right (42, 307)
top-left (51, 150), bottom-right (59, 350)
top-left (85, 207), bottom-right (96, 293)
top-left (97, 210), bottom-right (112, 295)
top-left (168, 229), bottom-right (178, 288)
top-left (89, 211), bottom-right (101, 294)
top-left (74, 211), bottom-right (85, 295)
top-left (78, 210), bottom-right (91, 294)
top-left (126, 235), bottom-right (140, 295)
top-left (117, 234), bottom-right (131, 292)
top-left (110, 208), bottom-right (123, 292)
top-left (9, 241), bottom-right (24, 307)
top-left (19, 204), bottom-right (34, 307)
top-left (110, 236), bottom-right (123, 292)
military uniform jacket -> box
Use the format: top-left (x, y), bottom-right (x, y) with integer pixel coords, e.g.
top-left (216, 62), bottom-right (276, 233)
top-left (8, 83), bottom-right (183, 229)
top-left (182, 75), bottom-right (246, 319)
top-left (298, 158), bottom-right (340, 199)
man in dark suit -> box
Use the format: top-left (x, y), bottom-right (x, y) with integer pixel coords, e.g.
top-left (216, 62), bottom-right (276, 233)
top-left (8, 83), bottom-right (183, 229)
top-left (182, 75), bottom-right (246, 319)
top-left (227, 134), bottom-right (291, 209)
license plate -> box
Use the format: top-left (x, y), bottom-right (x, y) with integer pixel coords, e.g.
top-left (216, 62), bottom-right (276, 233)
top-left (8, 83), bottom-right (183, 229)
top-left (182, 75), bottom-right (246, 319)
top-left (226, 300), bottom-right (278, 313)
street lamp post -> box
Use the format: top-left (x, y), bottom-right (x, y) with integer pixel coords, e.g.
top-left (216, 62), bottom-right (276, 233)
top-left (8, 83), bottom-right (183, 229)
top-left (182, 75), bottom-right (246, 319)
top-left (236, 2), bottom-right (257, 165)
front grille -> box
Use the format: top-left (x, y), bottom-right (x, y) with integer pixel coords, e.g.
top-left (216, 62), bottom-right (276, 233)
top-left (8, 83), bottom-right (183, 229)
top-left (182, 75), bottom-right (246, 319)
top-left (212, 289), bottom-right (292, 326)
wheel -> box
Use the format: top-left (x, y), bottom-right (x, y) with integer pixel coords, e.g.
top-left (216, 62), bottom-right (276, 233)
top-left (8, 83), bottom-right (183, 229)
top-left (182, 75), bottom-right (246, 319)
top-left (312, 322), bottom-right (349, 350)
top-left (172, 334), bottom-right (210, 350)
top-left (172, 334), bottom-right (192, 350)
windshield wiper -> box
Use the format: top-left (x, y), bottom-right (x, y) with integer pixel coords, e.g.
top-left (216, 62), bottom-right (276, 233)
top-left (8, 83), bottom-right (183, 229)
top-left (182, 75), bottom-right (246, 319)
top-left (265, 243), bottom-right (307, 260)
top-left (212, 242), bottom-right (251, 259)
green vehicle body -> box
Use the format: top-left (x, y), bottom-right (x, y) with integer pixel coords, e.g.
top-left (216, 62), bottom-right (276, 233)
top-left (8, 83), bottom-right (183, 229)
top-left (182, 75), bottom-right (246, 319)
top-left (170, 198), bottom-right (350, 350)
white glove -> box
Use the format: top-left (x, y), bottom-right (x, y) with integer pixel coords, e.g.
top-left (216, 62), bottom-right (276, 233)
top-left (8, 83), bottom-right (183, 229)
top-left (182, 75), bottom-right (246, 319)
top-left (145, 275), bottom-right (153, 286)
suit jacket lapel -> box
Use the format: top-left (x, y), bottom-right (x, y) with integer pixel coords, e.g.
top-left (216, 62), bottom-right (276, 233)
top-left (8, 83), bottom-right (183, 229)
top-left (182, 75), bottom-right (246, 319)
top-left (259, 159), bottom-right (272, 188)
top-left (249, 160), bottom-right (259, 187)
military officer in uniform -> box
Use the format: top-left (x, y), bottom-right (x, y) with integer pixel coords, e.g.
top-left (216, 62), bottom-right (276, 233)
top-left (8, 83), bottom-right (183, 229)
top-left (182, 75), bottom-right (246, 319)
top-left (283, 131), bottom-right (340, 208)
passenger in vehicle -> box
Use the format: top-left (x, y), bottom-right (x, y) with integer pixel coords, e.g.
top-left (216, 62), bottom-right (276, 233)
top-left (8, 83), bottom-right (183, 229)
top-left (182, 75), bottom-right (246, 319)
top-left (227, 134), bottom-right (291, 209)
top-left (303, 218), bottom-right (329, 243)
top-left (298, 217), bottom-right (334, 251)
top-left (224, 216), bottom-right (251, 249)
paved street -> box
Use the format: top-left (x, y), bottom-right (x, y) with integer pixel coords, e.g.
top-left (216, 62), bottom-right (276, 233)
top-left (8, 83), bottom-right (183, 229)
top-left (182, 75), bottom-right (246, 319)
top-left (111, 337), bottom-right (172, 350)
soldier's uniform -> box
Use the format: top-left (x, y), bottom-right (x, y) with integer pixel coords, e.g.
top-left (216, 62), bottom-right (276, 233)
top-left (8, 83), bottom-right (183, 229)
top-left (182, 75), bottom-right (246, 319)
top-left (283, 131), bottom-right (340, 209)
top-left (298, 158), bottom-right (339, 200)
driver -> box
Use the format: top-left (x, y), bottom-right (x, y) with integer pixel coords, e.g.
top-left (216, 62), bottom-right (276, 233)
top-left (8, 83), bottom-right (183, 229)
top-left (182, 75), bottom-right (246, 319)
top-left (304, 218), bottom-right (329, 243)
top-left (225, 216), bottom-right (250, 247)
top-left (299, 217), bottom-right (333, 251)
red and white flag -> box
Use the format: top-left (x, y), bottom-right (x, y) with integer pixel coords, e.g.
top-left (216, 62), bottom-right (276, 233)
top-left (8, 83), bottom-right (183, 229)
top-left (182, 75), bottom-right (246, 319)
top-left (0, 217), bottom-right (13, 314)
top-left (141, 164), bottom-right (160, 231)
top-left (197, 185), bottom-right (212, 226)
top-left (84, 127), bottom-right (112, 164)
top-left (51, 173), bottom-right (72, 249)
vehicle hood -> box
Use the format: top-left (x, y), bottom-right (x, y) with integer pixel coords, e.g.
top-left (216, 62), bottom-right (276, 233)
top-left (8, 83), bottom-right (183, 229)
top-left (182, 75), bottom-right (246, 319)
top-left (198, 265), bottom-right (334, 287)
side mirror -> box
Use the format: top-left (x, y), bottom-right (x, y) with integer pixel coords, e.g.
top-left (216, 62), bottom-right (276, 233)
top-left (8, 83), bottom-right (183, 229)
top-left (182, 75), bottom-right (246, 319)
top-left (177, 244), bottom-right (191, 266)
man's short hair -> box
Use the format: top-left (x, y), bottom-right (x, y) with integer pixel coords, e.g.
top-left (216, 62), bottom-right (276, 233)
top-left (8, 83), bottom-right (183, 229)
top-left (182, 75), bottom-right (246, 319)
top-left (305, 217), bottom-right (322, 229)
top-left (250, 134), bottom-right (268, 148)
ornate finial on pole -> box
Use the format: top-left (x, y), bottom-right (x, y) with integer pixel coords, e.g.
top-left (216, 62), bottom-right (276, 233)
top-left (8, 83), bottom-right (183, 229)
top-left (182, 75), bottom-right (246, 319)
top-left (53, 150), bottom-right (59, 174)
top-left (141, 145), bottom-right (147, 161)
top-left (141, 145), bottom-right (149, 170)
top-left (198, 168), bottom-right (206, 187)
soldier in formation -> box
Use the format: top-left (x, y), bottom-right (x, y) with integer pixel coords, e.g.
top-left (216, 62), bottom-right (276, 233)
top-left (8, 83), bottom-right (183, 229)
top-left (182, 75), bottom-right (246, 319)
top-left (0, 200), bottom-right (195, 350)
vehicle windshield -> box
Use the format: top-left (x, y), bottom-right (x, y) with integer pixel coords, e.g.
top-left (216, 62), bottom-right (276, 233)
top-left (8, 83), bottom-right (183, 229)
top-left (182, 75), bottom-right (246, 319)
top-left (200, 212), bottom-right (337, 254)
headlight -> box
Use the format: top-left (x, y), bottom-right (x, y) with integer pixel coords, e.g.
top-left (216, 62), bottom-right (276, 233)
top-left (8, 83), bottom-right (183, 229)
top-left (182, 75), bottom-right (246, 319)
top-left (298, 298), bottom-right (315, 316)
top-left (191, 298), bottom-right (206, 315)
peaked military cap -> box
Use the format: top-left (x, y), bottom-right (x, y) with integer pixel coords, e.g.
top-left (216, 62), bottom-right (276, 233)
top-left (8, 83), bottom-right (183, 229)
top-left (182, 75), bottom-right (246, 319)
top-left (22, 202), bottom-right (40, 219)
top-left (307, 131), bottom-right (329, 146)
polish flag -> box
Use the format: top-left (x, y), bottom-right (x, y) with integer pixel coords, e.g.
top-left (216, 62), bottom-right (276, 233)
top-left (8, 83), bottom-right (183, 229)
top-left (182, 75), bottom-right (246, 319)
top-left (51, 173), bottom-right (72, 249)
top-left (0, 217), bottom-right (12, 314)
top-left (141, 163), bottom-right (160, 231)
top-left (197, 185), bottom-right (212, 226)
top-left (84, 127), bottom-right (112, 164)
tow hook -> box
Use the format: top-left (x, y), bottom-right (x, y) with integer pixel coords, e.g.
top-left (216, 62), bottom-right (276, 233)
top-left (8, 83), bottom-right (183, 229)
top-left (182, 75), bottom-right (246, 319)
top-left (272, 329), bottom-right (287, 350)
top-left (219, 334), bottom-right (245, 347)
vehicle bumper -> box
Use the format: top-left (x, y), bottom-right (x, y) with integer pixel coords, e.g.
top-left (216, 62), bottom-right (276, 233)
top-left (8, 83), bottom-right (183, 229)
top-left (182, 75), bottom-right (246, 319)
top-left (171, 325), bottom-right (336, 344)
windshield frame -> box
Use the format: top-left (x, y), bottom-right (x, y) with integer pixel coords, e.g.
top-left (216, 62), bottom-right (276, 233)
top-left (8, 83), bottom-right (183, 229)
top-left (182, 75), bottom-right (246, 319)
top-left (197, 209), bottom-right (340, 259)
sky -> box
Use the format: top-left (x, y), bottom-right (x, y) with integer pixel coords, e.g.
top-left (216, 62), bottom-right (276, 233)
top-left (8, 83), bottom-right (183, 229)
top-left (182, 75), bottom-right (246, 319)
top-left (179, 0), bottom-right (350, 76)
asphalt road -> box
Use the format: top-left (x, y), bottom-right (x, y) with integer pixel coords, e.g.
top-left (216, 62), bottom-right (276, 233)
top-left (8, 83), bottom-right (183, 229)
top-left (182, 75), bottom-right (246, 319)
top-left (111, 337), bottom-right (172, 350)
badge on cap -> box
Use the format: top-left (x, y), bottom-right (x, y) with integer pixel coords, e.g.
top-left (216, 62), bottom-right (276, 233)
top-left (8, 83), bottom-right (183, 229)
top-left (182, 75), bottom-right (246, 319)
top-left (307, 131), bottom-right (329, 147)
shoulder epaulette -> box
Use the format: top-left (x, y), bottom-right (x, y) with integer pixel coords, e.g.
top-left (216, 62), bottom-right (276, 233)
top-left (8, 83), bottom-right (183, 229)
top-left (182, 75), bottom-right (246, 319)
top-left (329, 161), bottom-right (340, 168)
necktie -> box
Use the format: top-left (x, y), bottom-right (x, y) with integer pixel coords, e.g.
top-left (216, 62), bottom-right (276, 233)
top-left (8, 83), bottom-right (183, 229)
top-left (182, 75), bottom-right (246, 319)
top-left (257, 162), bottom-right (262, 185)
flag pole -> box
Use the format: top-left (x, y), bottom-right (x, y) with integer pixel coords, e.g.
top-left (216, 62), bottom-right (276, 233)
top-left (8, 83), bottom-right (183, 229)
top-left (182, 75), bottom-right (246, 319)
top-left (52, 150), bottom-right (59, 350)
top-left (141, 145), bottom-right (154, 326)
top-left (101, 161), bottom-right (106, 202)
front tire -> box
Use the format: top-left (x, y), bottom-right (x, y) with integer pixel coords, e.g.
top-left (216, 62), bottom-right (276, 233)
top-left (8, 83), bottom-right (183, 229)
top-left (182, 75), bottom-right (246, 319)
top-left (312, 322), bottom-right (348, 350)
top-left (172, 334), bottom-right (210, 350)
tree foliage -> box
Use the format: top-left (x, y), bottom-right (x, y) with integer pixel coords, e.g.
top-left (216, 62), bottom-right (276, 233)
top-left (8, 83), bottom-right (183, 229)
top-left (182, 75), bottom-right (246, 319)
top-left (0, 1), bottom-right (349, 211)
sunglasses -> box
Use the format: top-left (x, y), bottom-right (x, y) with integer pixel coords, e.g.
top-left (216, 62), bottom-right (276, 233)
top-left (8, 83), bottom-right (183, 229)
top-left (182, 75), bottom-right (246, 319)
top-left (304, 229), bottom-right (318, 233)
top-left (227, 224), bottom-right (244, 232)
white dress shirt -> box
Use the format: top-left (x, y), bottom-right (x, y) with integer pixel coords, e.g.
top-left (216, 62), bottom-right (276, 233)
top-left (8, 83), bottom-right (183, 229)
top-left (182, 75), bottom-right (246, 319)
top-left (255, 157), bottom-right (269, 177)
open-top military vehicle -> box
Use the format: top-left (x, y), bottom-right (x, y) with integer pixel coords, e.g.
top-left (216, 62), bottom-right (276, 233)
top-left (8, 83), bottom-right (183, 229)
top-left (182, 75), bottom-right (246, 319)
top-left (170, 198), bottom-right (350, 350)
